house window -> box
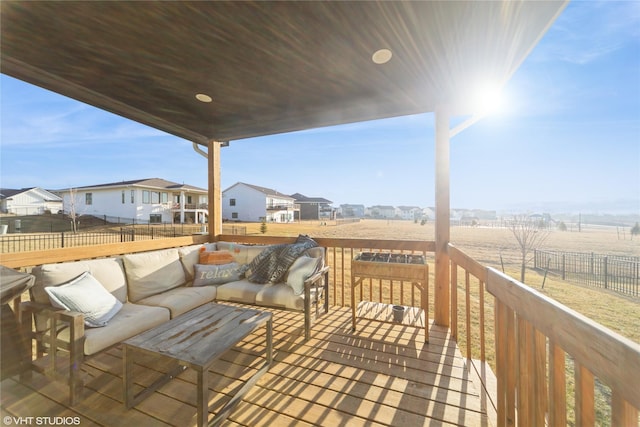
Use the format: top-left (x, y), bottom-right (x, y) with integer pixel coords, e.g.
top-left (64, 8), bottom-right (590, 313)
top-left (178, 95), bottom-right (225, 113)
top-left (161, 192), bottom-right (168, 203)
top-left (149, 214), bottom-right (162, 224)
top-left (231, 212), bottom-right (238, 219)
top-left (85, 193), bottom-right (92, 205)
top-left (230, 198), bottom-right (236, 206)
top-left (122, 190), bottom-right (125, 204)
top-left (131, 190), bottom-right (134, 203)
top-left (151, 191), bottom-right (160, 204)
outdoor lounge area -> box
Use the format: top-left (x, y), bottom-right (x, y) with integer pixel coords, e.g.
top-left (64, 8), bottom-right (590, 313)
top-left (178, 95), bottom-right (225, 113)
top-left (2, 303), bottom-right (488, 426)
top-left (1, 2), bottom-right (639, 426)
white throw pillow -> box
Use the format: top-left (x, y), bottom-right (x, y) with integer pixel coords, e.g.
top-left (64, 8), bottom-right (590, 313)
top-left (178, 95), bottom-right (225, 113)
top-left (286, 256), bottom-right (321, 296)
top-left (44, 271), bottom-right (123, 328)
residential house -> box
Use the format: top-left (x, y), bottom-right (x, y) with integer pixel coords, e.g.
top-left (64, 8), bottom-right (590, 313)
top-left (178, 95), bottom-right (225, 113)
top-left (422, 207), bottom-right (436, 222)
top-left (397, 205), bottom-right (423, 221)
top-left (366, 205), bottom-right (396, 219)
top-left (222, 182), bottom-right (298, 223)
top-left (57, 178), bottom-right (208, 224)
top-left (290, 193), bottom-right (334, 221)
top-left (0, 187), bottom-right (63, 215)
top-left (338, 204), bottom-right (365, 218)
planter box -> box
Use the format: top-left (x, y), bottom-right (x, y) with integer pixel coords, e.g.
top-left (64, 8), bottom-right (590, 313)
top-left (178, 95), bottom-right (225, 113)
top-left (352, 252), bottom-right (427, 282)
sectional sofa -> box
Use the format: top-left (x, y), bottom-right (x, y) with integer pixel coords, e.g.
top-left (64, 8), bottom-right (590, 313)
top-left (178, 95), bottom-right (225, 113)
top-left (21, 239), bottom-right (329, 404)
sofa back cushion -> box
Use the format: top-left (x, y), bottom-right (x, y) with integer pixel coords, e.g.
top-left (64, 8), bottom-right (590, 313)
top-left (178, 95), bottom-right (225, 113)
top-left (32, 258), bottom-right (128, 305)
top-left (305, 247), bottom-right (325, 265)
top-left (123, 248), bottom-right (186, 302)
top-left (178, 243), bottom-right (216, 281)
top-left (216, 242), bottom-right (270, 265)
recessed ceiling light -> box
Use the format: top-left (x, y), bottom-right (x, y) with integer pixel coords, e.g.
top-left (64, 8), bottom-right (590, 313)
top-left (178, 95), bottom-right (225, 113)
top-left (195, 93), bottom-right (213, 103)
top-left (372, 48), bottom-right (392, 65)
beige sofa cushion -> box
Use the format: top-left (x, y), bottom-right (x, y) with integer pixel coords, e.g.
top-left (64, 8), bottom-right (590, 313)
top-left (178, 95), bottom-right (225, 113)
top-left (137, 286), bottom-right (216, 318)
top-left (53, 303), bottom-right (170, 356)
top-left (32, 258), bottom-right (128, 304)
top-left (123, 248), bottom-right (186, 302)
top-left (178, 243), bottom-right (217, 281)
top-left (255, 283), bottom-right (323, 311)
top-left (215, 279), bottom-right (263, 304)
top-left (284, 255), bottom-right (322, 296)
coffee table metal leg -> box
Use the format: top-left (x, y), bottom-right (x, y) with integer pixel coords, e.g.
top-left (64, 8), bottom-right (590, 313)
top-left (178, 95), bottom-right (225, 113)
top-left (266, 317), bottom-right (273, 365)
top-left (197, 368), bottom-right (208, 427)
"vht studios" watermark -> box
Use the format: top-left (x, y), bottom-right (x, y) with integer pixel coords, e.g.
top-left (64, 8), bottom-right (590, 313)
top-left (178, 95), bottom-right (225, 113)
top-left (3, 416), bottom-right (81, 426)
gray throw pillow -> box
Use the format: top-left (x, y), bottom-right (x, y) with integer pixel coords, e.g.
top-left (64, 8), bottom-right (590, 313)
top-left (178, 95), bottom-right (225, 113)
top-left (193, 263), bottom-right (243, 286)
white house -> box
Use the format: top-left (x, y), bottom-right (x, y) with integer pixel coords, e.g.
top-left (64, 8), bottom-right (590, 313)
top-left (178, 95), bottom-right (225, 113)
top-left (222, 182), bottom-right (298, 223)
top-left (366, 205), bottom-right (396, 219)
top-left (0, 187), bottom-right (63, 215)
top-left (58, 178), bottom-right (208, 224)
top-left (338, 204), bottom-right (365, 218)
top-left (422, 207), bottom-right (436, 221)
top-left (397, 206), bottom-right (423, 220)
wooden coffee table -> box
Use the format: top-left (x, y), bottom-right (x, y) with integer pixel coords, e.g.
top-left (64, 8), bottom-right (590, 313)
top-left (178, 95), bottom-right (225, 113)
top-left (123, 302), bottom-right (272, 426)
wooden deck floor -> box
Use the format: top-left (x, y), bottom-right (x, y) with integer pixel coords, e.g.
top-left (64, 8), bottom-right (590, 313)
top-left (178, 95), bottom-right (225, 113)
top-left (1, 305), bottom-right (491, 426)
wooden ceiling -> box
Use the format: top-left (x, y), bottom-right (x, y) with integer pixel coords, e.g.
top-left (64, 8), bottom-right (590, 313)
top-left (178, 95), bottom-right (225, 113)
top-left (1, 1), bottom-right (567, 145)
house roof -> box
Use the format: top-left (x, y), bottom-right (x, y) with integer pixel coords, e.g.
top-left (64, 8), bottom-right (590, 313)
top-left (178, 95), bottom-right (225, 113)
top-left (60, 178), bottom-right (206, 193)
top-left (226, 182), bottom-right (294, 200)
top-left (0, 187), bottom-right (62, 201)
top-left (1, 2), bottom-right (567, 145)
top-left (0, 188), bottom-right (27, 199)
top-left (290, 193), bottom-right (333, 204)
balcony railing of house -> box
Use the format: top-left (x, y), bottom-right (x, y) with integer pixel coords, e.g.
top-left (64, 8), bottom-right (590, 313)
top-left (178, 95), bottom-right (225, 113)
top-left (172, 203), bottom-right (208, 210)
top-left (266, 204), bottom-right (298, 211)
top-left (2, 235), bottom-right (638, 426)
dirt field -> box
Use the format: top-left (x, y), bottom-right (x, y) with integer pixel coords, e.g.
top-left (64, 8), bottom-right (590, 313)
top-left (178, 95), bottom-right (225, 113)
top-left (233, 218), bottom-right (639, 269)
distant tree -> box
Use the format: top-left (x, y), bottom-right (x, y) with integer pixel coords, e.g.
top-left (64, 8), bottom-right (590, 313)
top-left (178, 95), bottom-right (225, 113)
top-left (66, 188), bottom-right (83, 233)
top-left (557, 221), bottom-right (567, 231)
top-left (260, 218), bottom-right (267, 234)
top-left (631, 222), bottom-right (640, 239)
top-left (507, 215), bottom-right (551, 283)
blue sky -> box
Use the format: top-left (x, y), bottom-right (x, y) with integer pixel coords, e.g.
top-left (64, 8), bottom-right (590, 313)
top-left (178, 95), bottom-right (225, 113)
top-left (1, 1), bottom-right (639, 214)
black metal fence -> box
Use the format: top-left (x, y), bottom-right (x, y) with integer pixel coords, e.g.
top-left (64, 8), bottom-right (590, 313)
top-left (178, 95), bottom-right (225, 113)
top-left (534, 249), bottom-right (640, 297)
top-left (0, 224), bottom-right (246, 253)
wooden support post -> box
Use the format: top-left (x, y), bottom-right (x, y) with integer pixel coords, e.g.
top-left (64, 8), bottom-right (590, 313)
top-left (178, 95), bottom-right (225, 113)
top-left (207, 140), bottom-right (222, 239)
top-left (434, 107), bottom-right (450, 326)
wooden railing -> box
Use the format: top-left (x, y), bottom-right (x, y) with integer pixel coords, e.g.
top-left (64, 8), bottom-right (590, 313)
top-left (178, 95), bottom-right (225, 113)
top-left (2, 235), bottom-right (638, 426)
top-left (448, 243), bottom-right (640, 427)
top-left (0, 234), bottom-right (210, 269)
